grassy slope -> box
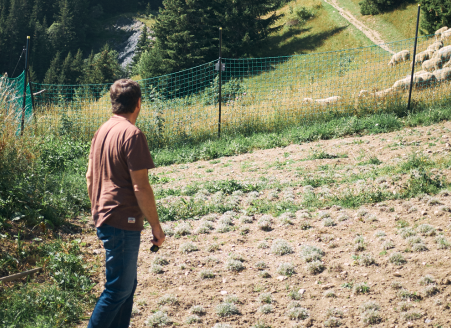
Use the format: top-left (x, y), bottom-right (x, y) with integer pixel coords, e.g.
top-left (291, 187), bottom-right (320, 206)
top-left (338, 0), bottom-right (419, 41)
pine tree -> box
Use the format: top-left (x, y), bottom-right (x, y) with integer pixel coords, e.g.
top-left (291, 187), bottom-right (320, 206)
top-left (43, 51), bottom-right (62, 84)
top-left (420, 0), bottom-right (451, 34)
top-left (132, 25), bottom-right (150, 68)
top-left (71, 49), bottom-right (84, 84)
top-left (83, 44), bottom-right (122, 84)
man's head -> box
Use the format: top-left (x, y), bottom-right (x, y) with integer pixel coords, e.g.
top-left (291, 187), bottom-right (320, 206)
top-left (110, 79), bottom-right (142, 114)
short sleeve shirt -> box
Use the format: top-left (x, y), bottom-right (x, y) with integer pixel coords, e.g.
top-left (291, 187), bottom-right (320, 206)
top-left (89, 115), bottom-right (155, 231)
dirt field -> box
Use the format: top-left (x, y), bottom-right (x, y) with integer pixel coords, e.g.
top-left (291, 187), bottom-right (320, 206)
top-left (78, 121), bottom-right (451, 328)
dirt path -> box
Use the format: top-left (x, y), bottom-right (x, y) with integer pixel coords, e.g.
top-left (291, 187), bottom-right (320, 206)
top-left (323, 0), bottom-right (395, 54)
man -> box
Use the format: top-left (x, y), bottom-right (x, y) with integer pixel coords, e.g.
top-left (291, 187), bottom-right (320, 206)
top-left (86, 79), bottom-right (165, 328)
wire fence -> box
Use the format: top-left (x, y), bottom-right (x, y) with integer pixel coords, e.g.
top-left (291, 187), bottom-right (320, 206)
top-left (4, 34), bottom-right (451, 148)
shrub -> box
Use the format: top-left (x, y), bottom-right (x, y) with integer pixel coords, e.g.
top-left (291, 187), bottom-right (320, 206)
top-left (375, 231), bottom-right (386, 237)
top-left (271, 239), bottom-right (293, 256)
top-left (199, 270), bottom-right (215, 279)
top-left (360, 309), bottom-right (382, 325)
top-left (218, 215), bottom-right (233, 226)
top-left (323, 218), bottom-right (336, 227)
top-left (224, 294), bottom-right (239, 303)
top-left (212, 324), bottom-right (233, 328)
top-left (255, 261), bottom-right (267, 270)
top-left (151, 264), bottom-right (164, 274)
top-left (190, 305), bottom-right (206, 315)
top-left (390, 281), bottom-right (403, 289)
top-left (259, 270), bottom-right (271, 278)
top-left (397, 289), bottom-right (420, 300)
top-left (300, 245), bottom-right (324, 262)
top-left (146, 311), bottom-right (170, 327)
top-left (216, 223), bottom-right (232, 233)
top-left (226, 259), bottom-right (245, 272)
top-left (185, 315), bottom-right (201, 324)
top-left (412, 243), bottom-right (428, 252)
top-left (389, 252), bottom-right (406, 265)
top-left (289, 289), bottom-right (302, 300)
top-left (216, 302), bottom-right (240, 317)
top-left (423, 285), bottom-right (439, 297)
top-left (277, 262), bottom-right (296, 276)
top-left (206, 243), bottom-right (220, 252)
top-left (157, 294), bottom-right (179, 306)
top-left (300, 221), bottom-right (312, 230)
top-left (179, 242), bottom-right (198, 254)
top-left (417, 224), bottom-right (436, 236)
top-left (257, 241), bottom-right (269, 249)
top-left (359, 301), bottom-right (380, 312)
top-left (406, 236), bottom-right (422, 246)
top-left (399, 228), bottom-right (416, 239)
top-left (353, 282), bottom-right (370, 294)
top-left (229, 253), bottom-right (245, 262)
top-left (287, 307), bottom-right (309, 320)
top-left (258, 304), bottom-right (273, 314)
top-left (174, 222), bottom-right (191, 236)
top-left (359, 253), bottom-right (376, 266)
top-left (436, 236), bottom-right (450, 249)
top-left (324, 317), bottom-right (342, 327)
top-left (306, 260), bottom-right (325, 274)
top-left (398, 302), bottom-right (413, 312)
top-left (382, 240), bottom-right (395, 250)
top-left (153, 256), bottom-right (169, 266)
top-left (400, 310), bottom-right (423, 321)
top-left (258, 293), bottom-right (272, 304)
top-left (239, 215), bottom-right (253, 224)
top-left (327, 308), bottom-right (344, 318)
top-left (258, 216), bottom-right (273, 231)
top-left (324, 290), bottom-right (336, 298)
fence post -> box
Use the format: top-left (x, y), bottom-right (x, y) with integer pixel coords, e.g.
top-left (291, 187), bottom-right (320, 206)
top-left (407, 4), bottom-right (421, 111)
top-left (218, 27), bottom-right (222, 138)
top-left (20, 36), bottom-right (30, 136)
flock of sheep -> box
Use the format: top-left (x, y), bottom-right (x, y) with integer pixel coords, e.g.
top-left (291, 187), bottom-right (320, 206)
top-left (303, 26), bottom-right (451, 106)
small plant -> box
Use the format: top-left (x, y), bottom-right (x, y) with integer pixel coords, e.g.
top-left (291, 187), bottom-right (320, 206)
top-left (226, 259), bottom-right (245, 272)
top-left (259, 270), bottom-right (271, 278)
top-left (151, 263), bottom-right (164, 274)
top-left (258, 241), bottom-right (269, 249)
top-left (287, 307), bottom-right (309, 320)
top-left (218, 215), bottom-right (233, 226)
top-left (153, 256), bottom-right (169, 266)
top-left (389, 252), bottom-right (407, 265)
top-left (338, 213), bottom-right (349, 221)
top-left (358, 253), bottom-right (376, 266)
top-left (206, 243), bottom-right (220, 252)
top-left (239, 215), bottom-right (253, 224)
top-left (323, 217), bottom-right (336, 227)
top-left (361, 309), bottom-right (382, 325)
top-left (324, 290), bottom-right (336, 298)
top-left (300, 245), bottom-right (324, 262)
top-left (412, 243), bottom-right (428, 252)
top-left (190, 305), bottom-right (206, 315)
top-left (216, 302), bottom-right (240, 317)
top-left (300, 221), bottom-right (312, 230)
top-left (174, 222), bottom-right (192, 236)
top-left (400, 310), bottom-right (423, 321)
top-left (324, 317), bottom-right (342, 327)
top-left (406, 236), bottom-right (422, 246)
top-left (258, 216), bottom-right (273, 231)
top-left (207, 256), bottom-right (219, 263)
top-left (185, 315), bottom-right (201, 324)
top-left (399, 228), bottom-right (416, 239)
top-left (417, 224), bottom-right (436, 236)
top-left (271, 239), bottom-right (293, 256)
top-left (359, 301), bottom-right (380, 312)
top-left (199, 270), bottom-right (215, 279)
top-left (224, 294), bottom-right (239, 303)
top-left (180, 242), bottom-right (198, 254)
top-left (306, 260), bottom-right (325, 274)
top-left (255, 261), bottom-right (267, 270)
top-left (390, 281), bottom-right (403, 289)
top-left (277, 262), bottom-right (296, 276)
top-left (382, 240), bottom-right (395, 250)
top-left (353, 282), bottom-right (370, 294)
top-left (258, 292), bottom-right (272, 304)
top-left (435, 236), bottom-right (450, 249)
top-left (398, 301), bottom-right (413, 312)
top-left (162, 225), bottom-right (174, 236)
top-left (216, 223), bottom-right (232, 233)
top-left (327, 307), bottom-right (344, 318)
top-left (288, 289), bottom-right (302, 300)
top-left (374, 231), bottom-right (386, 237)
top-left (213, 324), bottom-right (233, 328)
top-left (258, 304), bottom-right (273, 314)
top-left (251, 322), bottom-right (271, 328)
top-left (146, 311), bottom-right (169, 327)
top-left (397, 289), bottom-right (420, 300)
top-left (157, 294), bottom-right (179, 306)
top-left (423, 285), bottom-right (439, 297)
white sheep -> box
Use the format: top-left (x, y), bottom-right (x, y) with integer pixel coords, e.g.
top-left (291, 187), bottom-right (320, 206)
top-left (411, 49), bottom-right (434, 67)
top-left (433, 67), bottom-right (451, 82)
top-left (427, 40), bottom-right (443, 52)
top-left (303, 96), bottom-right (342, 106)
top-left (393, 75), bottom-right (424, 90)
top-left (433, 45), bottom-right (451, 62)
top-left (358, 88), bottom-right (398, 100)
top-left (422, 57), bottom-right (443, 72)
top-left (435, 26), bottom-right (448, 39)
top-left (405, 72), bottom-right (437, 88)
top-left (388, 50), bottom-right (410, 67)
top-left (444, 59), bottom-right (451, 68)
top-left (441, 29), bottom-right (451, 41)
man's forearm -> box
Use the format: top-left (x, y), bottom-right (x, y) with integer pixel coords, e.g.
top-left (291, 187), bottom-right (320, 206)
top-left (134, 185), bottom-right (161, 228)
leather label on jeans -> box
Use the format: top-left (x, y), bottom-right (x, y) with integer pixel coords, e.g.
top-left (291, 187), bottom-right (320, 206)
top-left (128, 217), bottom-right (136, 224)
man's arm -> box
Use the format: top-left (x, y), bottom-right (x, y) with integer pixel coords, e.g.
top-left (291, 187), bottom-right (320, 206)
top-left (86, 159), bottom-right (93, 203)
top-left (130, 169), bottom-right (165, 247)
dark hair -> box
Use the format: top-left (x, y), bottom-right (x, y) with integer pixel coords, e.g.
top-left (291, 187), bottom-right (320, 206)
top-left (110, 79), bottom-right (142, 114)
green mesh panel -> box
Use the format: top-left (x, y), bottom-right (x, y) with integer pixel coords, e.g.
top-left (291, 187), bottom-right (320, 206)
top-left (27, 35), bottom-right (451, 147)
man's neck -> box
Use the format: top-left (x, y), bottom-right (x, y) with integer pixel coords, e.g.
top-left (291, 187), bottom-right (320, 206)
top-left (114, 113), bottom-right (136, 125)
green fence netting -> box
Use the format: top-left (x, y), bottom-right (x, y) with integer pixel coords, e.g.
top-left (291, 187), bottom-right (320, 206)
top-left (9, 35), bottom-right (451, 147)
top-left (0, 71), bottom-right (33, 135)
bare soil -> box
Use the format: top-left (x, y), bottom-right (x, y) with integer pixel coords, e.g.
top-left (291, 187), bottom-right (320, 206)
top-left (78, 122), bottom-right (451, 328)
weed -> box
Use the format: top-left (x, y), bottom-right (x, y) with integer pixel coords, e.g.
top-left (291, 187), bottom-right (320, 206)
top-left (382, 240), bottom-right (395, 250)
top-left (324, 317), bottom-right (342, 327)
top-left (399, 227), bottom-right (416, 239)
top-left (153, 256), bottom-right (169, 266)
top-left (323, 217), bottom-right (336, 227)
top-left (151, 264), bottom-right (164, 274)
top-left (306, 260), bottom-right (325, 274)
top-left (218, 215), bottom-right (234, 226)
top-left (258, 292), bottom-right (272, 304)
top-left (216, 223), bottom-right (232, 233)
top-left (400, 310), bottom-right (423, 321)
top-left (239, 215), bottom-right (253, 224)
top-left (324, 290), bottom-right (336, 298)
top-left (359, 301), bottom-right (380, 312)
top-left (397, 289), bottom-right (420, 300)
top-left (374, 231), bottom-right (386, 237)
top-left (389, 252), bottom-right (407, 265)
top-left (341, 282), bottom-right (354, 289)
top-left (174, 222), bottom-right (192, 236)
top-left (226, 259), bottom-right (245, 272)
top-left (412, 243), bottom-right (428, 252)
top-left (162, 225), bottom-right (174, 236)
top-left (327, 308), bottom-right (344, 318)
top-left (435, 236), bottom-right (450, 249)
top-left (300, 221), bottom-right (312, 230)
top-left (361, 309), bottom-right (382, 325)
top-left (287, 307), bottom-right (309, 320)
top-left (358, 253), bottom-right (376, 266)
top-left (398, 302), bottom-right (413, 312)
top-left (277, 262), bottom-right (296, 276)
top-left (300, 245), bottom-right (324, 262)
top-left (229, 253), bottom-right (245, 262)
top-left (259, 304), bottom-right (273, 314)
top-left (216, 302), bottom-right (240, 317)
top-left (271, 239), bottom-right (293, 256)
top-left (224, 294), bottom-right (239, 303)
top-left (258, 216), bottom-right (273, 231)
top-left (258, 241), bottom-right (269, 249)
top-left (146, 311), bottom-right (170, 327)
top-left (157, 294), bottom-right (179, 306)
top-left (406, 236), bottom-right (422, 246)
top-left (185, 315), bottom-right (201, 324)
top-left (423, 285), bottom-right (440, 297)
top-left (353, 282), bottom-right (370, 294)
top-left (288, 289), bottom-right (302, 300)
top-left (179, 242), bottom-right (198, 254)
top-left (255, 261), bottom-right (268, 270)
top-left (390, 281), bottom-right (403, 289)
top-left (259, 270), bottom-right (271, 278)
top-left (213, 324), bottom-right (232, 328)
top-left (417, 224), bottom-right (436, 236)
top-left (251, 322), bottom-right (271, 328)
top-left (199, 270), bottom-right (215, 279)
top-left (190, 305), bottom-right (206, 315)
top-left (206, 243), bottom-right (220, 252)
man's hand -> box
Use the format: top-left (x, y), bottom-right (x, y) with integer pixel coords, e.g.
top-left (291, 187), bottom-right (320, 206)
top-left (130, 168), bottom-right (165, 248)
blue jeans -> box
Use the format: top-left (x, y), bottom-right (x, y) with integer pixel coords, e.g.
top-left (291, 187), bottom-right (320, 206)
top-left (88, 224), bottom-right (141, 328)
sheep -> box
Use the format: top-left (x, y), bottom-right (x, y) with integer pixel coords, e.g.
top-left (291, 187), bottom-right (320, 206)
top-left (404, 72), bottom-right (437, 88)
top-left (435, 27), bottom-right (448, 39)
top-left (388, 50), bottom-right (410, 67)
top-left (427, 40), bottom-right (443, 52)
top-left (441, 29), bottom-right (451, 41)
top-left (303, 96), bottom-right (342, 106)
top-left (358, 88), bottom-right (398, 99)
top-left (433, 45), bottom-right (451, 62)
top-left (411, 50), bottom-right (434, 67)
top-left (422, 57), bottom-right (443, 72)
top-left (444, 59), bottom-right (451, 68)
top-left (393, 75), bottom-right (424, 90)
top-left (433, 67), bottom-right (451, 82)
